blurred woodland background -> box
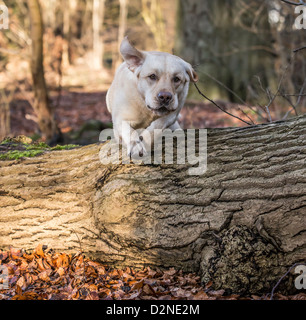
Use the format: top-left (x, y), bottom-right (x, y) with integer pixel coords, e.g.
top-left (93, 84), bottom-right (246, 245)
top-left (0, 0), bottom-right (305, 144)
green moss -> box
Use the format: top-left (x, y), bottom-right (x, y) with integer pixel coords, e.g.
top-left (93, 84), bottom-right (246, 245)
top-left (0, 138), bottom-right (12, 145)
top-left (0, 150), bottom-right (44, 160)
top-left (0, 136), bottom-right (79, 161)
top-left (24, 143), bottom-right (78, 151)
top-left (50, 144), bottom-right (79, 151)
top-left (25, 142), bottom-right (50, 150)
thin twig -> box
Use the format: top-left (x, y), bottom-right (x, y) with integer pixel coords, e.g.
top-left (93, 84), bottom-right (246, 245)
top-left (198, 70), bottom-right (256, 124)
top-left (276, 93), bottom-right (306, 96)
top-left (293, 46), bottom-right (306, 53)
top-left (280, 0), bottom-right (306, 5)
top-left (270, 262), bottom-right (306, 300)
top-left (264, 59), bottom-right (291, 122)
top-left (194, 83), bottom-right (253, 126)
top-left (281, 77), bottom-right (305, 119)
top-left (70, 228), bottom-right (87, 283)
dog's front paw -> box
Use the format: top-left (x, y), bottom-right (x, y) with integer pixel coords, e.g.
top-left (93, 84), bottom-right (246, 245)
top-left (127, 139), bottom-right (147, 159)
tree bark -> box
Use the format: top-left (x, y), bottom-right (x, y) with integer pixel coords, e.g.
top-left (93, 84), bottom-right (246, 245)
top-left (27, 0), bottom-right (60, 143)
top-left (0, 116), bottom-right (306, 294)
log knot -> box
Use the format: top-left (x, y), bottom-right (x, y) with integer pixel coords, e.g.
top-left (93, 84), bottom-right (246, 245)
top-left (201, 225), bottom-right (288, 295)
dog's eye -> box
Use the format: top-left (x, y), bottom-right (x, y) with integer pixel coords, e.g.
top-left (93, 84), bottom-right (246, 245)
top-left (173, 77), bottom-right (181, 83)
top-left (149, 74), bottom-right (157, 81)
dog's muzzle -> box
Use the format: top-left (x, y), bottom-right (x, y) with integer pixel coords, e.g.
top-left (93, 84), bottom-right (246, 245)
top-left (147, 91), bottom-right (174, 116)
top-left (157, 91), bottom-right (173, 106)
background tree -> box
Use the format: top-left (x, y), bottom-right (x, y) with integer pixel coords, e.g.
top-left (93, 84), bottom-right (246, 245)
top-left (176, 0), bottom-right (277, 103)
top-left (27, 0), bottom-right (60, 143)
top-left (115, 0), bottom-right (129, 69)
top-left (141, 0), bottom-right (167, 51)
top-left (92, 0), bottom-right (106, 70)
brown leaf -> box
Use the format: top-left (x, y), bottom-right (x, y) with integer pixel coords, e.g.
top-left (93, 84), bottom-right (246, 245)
top-left (290, 293), bottom-right (306, 300)
top-left (143, 284), bottom-right (156, 296)
top-left (55, 266), bottom-right (66, 277)
top-left (53, 253), bottom-right (70, 268)
top-left (172, 287), bottom-right (192, 298)
top-left (34, 244), bottom-right (45, 257)
top-left (147, 267), bottom-right (157, 278)
top-left (130, 279), bottom-right (144, 291)
top-left (0, 251), bottom-right (8, 261)
top-left (208, 289), bottom-right (225, 297)
top-left (158, 295), bottom-right (173, 300)
top-left (36, 258), bottom-right (46, 271)
top-left (192, 291), bottom-right (209, 300)
top-left (23, 252), bottom-right (34, 261)
top-left (99, 288), bottom-right (112, 299)
top-left (16, 284), bottom-right (23, 296)
top-left (86, 291), bottom-right (99, 300)
top-left (204, 280), bottom-right (213, 290)
top-left (38, 270), bottom-right (51, 282)
top-left (163, 267), bottom-right (177, 277)
top-left (85, 265), bottom-right (97, 277)
top-left (24, 272), bottom-right (33, 286)
top-left (16, 276), bottom-right (27, 290)
top-left (10, 247), bottom-right (23, 260)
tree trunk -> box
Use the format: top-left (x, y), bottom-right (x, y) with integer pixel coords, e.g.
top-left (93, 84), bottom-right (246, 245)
top-left (115, 0), bottom-right (128, 70)
top-left (92, 0), bottom-right (106, 70)
top-left (176, 0), bottom-right (276, 102)
top-left (0, 116), bottom-right (305, 294)
top-left (141, 0), bottom-right (167, 51)
top-left (27, 0), bottom-right (60, 143)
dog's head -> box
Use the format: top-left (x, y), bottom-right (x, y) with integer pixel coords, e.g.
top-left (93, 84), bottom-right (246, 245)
top-left (120, 37), bottom-right (198, 116)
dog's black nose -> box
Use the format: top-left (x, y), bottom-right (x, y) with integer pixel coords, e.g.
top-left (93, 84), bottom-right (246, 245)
top-left (158, 91), bottom-right (172, 106)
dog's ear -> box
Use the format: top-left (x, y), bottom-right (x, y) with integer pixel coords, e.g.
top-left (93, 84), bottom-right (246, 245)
top-left (120, 37), bottom-right (145, 72)
top-left (185, 63), bottom-right (199, 83)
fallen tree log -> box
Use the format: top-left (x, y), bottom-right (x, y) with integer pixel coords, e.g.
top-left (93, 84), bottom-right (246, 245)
top-left (0, 115), bottom-right (306, 294)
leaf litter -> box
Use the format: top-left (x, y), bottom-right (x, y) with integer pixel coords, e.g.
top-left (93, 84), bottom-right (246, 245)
top-left (0, 245), bottom-right (305, 300)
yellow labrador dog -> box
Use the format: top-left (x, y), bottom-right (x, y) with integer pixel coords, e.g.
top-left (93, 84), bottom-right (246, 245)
top-left (106, 37), bottom-right (198, 158)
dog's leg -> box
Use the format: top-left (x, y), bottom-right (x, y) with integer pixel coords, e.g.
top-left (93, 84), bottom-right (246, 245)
top-left (141, 115), bottom-right (181, 148)
top-left (115, 120), bottom-right (147, 158)
top-left (168, 121), bottom-right (182, 131)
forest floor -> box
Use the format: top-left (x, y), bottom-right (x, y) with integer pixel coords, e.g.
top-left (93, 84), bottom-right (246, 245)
top-left (1, 245), bottom-right (305, 301)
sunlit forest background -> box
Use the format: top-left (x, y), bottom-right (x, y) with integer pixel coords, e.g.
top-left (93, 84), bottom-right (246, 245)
top-left (0, 0), bottom-right (305, 144)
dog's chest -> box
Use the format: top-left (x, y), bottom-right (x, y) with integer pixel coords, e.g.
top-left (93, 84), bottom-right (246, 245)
top-left (131, 106), bottom-right (157, 130)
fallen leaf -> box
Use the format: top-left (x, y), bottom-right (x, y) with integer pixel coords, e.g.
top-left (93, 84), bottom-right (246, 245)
top-left (38, 270), bottom-right (51, 282)
top-left (143, 284), bottom-right (156, 296)
top-left (208, 289), bottom-right (225, 297)
top-left (34, 244), bottom-right (45, 257)
top-left (130, 279), bottom-right (144, 291)
top-left (0, 251), bottom-right (8, 261)
top-left (192, 291), bottom-right (209, 300)
top-left (16, 276), bottom-right (27, 290)
top-left (55, 266), bottom-right (65, 277)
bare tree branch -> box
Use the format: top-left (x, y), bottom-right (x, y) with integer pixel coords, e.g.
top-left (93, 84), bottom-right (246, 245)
top-left (194, 83), bottom-right (253, 126)
top-left (198, 69), bottom-right (256, 124)
top-left (293, 46), bottom-right (306, 53)
top-left (281, 77), bottom-right (306, 119)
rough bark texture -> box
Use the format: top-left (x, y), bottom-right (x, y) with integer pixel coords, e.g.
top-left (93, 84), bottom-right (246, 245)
top-left (0, 116), bottom-right (306, 294)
